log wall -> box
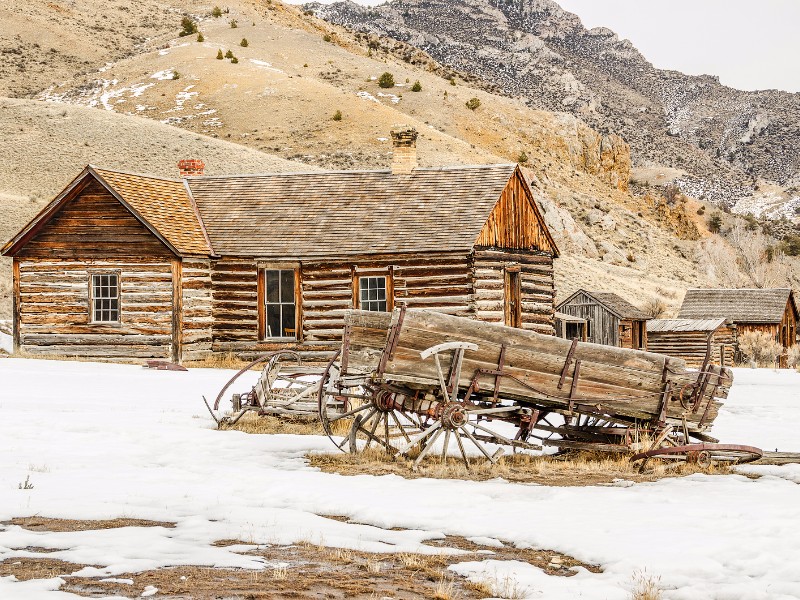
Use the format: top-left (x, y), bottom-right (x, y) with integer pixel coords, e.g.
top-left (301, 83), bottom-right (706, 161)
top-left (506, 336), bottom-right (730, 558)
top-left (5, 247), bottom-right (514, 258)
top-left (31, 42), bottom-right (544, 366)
top-left (209, 252), bottom-right (475, 361)
top-left (15, 259), bottom-right (174, 360)
top-left (181, 259), bottom-right (213, 362)
top-left (472, 249), bottom-right (555, 335)
top-left (647, 326), bottom-right (737, 368)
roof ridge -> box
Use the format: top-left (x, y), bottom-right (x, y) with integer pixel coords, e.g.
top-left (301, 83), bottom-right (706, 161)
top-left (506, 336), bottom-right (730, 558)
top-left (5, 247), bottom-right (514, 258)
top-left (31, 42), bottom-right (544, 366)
top-left (189, 163), bottom-right (517, 180)
top-left (90, 164), bottom-right (183, 183)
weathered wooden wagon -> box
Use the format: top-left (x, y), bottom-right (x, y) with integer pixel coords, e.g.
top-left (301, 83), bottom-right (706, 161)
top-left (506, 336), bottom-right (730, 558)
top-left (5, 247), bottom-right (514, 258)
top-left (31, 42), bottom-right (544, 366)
top-left (214, 307), bottom-right (761, 469)
top-left (323, 308), bottom-right (760, 467)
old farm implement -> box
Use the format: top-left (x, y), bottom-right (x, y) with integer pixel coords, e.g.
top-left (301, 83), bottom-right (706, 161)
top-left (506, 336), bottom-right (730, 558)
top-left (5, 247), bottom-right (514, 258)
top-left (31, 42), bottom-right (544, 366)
top-left (315, 308), bottom-right (761, 469)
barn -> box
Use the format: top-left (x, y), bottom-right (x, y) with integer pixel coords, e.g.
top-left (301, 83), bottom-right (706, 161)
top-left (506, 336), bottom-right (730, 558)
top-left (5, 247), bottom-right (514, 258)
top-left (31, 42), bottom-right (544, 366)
top-left (556, 290), bottom-right (649, 349)
top-left (646, 318), bottom-right (736, 368)
top-left (2, 128), bottom-right (560, 363)
top-left (677, 288), bottom-right (798, 366)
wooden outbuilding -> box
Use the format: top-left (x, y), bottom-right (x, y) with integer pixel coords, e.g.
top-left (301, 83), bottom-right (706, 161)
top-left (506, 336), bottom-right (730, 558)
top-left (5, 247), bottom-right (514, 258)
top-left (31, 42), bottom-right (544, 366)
top-left (556, 290), bottom-right (649, 349)
top-left (677, 288), bottom-right (798, 366)
top-left (2, 128), bottom-right (560, 362)
top-left (646, 318), bottom-right (736, 368)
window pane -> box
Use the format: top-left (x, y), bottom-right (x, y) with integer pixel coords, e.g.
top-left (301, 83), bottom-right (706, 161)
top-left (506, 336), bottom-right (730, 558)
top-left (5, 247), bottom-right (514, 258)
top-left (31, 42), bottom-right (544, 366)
top-left (266, 304), bottom-right (282, 338)
top-left (280, 270), bottom-right (294, 303)
top-left (266, 270), bottom-right (280, 303)
top-left (282, 304), bottom-right (296, 337)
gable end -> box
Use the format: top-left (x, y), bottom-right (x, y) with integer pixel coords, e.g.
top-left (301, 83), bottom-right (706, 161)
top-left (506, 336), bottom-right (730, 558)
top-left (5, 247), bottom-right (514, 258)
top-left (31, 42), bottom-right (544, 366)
top-left (474, 168), bottom-right (559, 256)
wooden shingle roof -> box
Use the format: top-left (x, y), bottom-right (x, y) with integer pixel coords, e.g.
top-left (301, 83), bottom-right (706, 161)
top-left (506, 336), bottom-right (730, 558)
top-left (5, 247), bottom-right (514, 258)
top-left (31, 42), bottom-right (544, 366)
top-left (186, 164), bottom-right (524, 257)
top-left (647, 318), bottom-right (729, 333)
top-left (93, 167), bottom-right (211, 256)
top-left (677, 288), bottom-right (796, 324)
top-left (558, 290), bottom-right (650, 321)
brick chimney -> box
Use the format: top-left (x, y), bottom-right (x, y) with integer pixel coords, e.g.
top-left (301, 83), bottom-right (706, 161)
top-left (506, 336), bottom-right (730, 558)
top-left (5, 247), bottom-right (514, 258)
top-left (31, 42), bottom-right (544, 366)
top-left (178, 159), bottom-right (205, 177)
top-left (390, 126), bottom-right (418, 175)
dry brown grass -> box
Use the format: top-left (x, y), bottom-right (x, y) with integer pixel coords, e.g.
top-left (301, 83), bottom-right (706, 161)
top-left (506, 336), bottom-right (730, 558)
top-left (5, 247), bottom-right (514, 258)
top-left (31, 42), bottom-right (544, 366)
top-left (184, 352), bottom-right (249, 370)
top-left (307, 448), bottom-right (728, 486)
top-left (219, 412), bottom-right (323, 436)
top-left (630, 570), bottom-right (664, 600)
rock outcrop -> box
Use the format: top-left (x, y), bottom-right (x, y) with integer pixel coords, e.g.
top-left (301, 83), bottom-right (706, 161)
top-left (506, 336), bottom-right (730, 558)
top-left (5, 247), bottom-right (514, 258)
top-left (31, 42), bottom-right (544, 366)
top-left (312, 0), bottom-right (800, 214)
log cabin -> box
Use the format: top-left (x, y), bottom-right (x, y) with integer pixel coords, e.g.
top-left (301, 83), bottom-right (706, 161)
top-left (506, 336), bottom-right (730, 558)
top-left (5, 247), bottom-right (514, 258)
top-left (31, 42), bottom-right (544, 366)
top-left (677, 288), bottom-right (798, 366)
top-left (646, 318), bottom-right (736, 368)
top-left (556, 289), bottom-right (649, 349)
top-left (2, 127), bottom-right (560, 363)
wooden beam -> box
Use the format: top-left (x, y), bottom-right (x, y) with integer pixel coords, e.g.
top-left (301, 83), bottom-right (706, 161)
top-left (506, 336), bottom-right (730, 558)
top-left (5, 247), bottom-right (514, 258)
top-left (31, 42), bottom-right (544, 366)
top-left (12, 257), bottom-right (20, 353)
top-left (171, 259), bottom-right (183, 363)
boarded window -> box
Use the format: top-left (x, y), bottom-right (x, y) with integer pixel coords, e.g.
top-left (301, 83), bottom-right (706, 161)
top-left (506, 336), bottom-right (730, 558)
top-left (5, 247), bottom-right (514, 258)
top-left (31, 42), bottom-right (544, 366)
top-left (264, 269), bottom-right (297, 339)
top-left (91, 273), bottom-right (120, 323)
top-left (359, 276), bottom-right (387, 312)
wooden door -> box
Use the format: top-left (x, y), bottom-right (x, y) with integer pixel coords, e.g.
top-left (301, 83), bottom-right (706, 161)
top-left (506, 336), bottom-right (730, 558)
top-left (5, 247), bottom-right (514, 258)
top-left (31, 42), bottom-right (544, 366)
top-left (505, 268), bottom-right (522, 328)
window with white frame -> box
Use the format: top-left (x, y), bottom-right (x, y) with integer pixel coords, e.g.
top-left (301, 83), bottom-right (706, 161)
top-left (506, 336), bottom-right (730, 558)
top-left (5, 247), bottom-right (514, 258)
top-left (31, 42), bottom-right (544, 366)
top-left (91, 273), bottom-right (120, 323)
top-left (359, 276), bottom-right (387, 312)
top-left (264, 269), bottom-right (297, 339)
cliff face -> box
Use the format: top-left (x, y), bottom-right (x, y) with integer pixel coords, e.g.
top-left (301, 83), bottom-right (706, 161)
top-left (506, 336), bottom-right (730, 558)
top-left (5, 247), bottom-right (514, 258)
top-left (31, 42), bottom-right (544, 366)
top-left (312, 0), bottom-right (800, 213)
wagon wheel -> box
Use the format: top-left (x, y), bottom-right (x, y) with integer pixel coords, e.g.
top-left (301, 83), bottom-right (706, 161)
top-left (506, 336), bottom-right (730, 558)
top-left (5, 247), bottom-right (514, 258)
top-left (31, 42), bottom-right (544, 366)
top-left (317, 351), bottom-right (403, 452)
top-left (631, 443), bottom-right (762, 470)
top-left (385, 342), bottom-right (542, 470)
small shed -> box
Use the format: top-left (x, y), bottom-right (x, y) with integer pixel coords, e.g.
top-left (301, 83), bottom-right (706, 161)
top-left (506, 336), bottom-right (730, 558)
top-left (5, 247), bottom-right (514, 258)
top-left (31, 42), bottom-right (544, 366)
top-left (556, 290), bottom-right (649, 349)
top-left (646, 318), bottom-right (736, 368)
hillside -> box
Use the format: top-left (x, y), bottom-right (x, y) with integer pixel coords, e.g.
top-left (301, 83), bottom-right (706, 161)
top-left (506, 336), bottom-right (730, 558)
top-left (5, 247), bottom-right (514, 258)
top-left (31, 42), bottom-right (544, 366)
top-left (313, 0), bottom-right (800, 218)
top-left (0, 97), bottom-right (315, 319)
top-left (2, 0), bottom-right (795, 324)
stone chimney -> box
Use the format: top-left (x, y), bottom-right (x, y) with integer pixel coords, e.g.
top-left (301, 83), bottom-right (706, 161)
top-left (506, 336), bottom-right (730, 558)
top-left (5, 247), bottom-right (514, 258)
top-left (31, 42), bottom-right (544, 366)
top-left (178, 159), bottom-right (205, 177)
top-left (390, 126), bottom-right (418, 175)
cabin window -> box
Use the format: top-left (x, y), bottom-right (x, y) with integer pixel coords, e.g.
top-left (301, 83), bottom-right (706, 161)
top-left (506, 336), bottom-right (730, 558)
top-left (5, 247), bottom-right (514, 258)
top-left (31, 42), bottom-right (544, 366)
top-left (90, 273), bottom-right (120, 323)
top-left (359, 276), bottom-right (388, 312)
top-left (263, 269), bottom-right (297, 339)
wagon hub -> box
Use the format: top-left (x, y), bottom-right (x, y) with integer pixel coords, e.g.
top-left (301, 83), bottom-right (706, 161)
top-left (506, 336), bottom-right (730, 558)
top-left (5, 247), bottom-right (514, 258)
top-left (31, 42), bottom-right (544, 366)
top-left (440, 403), bottom-right (467, 429)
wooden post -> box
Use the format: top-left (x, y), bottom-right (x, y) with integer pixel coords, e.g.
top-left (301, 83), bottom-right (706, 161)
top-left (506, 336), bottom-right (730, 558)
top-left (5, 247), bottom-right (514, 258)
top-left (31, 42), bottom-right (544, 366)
top-left (12, 257), bottom-right (20, 353)
top-left (171, 259), bottom-right (183, 363)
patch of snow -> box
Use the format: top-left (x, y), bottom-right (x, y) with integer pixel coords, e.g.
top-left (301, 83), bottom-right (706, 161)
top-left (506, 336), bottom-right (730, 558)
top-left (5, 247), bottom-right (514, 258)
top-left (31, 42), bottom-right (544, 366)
top-left (158, 49), bottom-right (170, 56)
top-left (466, 536), bottom-right (504, 548)
top-left (0, 331), bottom-right (11, 353)
top-left (141, 585), bottom-right (158, 597)
top-left (356, 91), bottom-right (380, 103)
top-left (376, 137), bottom-right (388, 142)
top-left (0, 363), bottom-right (798, 598)
top-left (129, 83), bottom-right (154, 98)
top-left (376, 92), bottom-right (401, 104)
top-left (450, 560), bottom-right (625, 600)
top-left (151, 69), bottom-right (176, 81)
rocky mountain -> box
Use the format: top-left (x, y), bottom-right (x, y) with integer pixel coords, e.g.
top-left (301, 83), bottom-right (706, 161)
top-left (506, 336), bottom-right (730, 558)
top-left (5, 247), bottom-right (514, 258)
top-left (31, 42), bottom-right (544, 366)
top-left (311, 0), bottom-right (800, 216)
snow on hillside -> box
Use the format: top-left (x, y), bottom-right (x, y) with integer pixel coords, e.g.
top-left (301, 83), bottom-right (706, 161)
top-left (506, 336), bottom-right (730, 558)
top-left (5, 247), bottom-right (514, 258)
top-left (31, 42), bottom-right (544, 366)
top-left (0, 360), bottom-right (799, 599)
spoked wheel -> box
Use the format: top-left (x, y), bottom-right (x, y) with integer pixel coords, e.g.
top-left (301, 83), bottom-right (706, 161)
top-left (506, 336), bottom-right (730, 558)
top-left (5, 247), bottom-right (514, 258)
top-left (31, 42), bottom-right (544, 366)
top-left (317, 351), bottom-right (414, 452)
top-left (631, 443), bottom-right (763, 470)
top-left (394, 402), bottom-right (542, 470)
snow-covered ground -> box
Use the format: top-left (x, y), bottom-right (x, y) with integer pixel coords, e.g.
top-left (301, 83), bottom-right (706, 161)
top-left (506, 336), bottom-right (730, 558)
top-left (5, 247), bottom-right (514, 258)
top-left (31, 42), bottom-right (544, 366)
top-left (0, 360), bottom-right (798, 599)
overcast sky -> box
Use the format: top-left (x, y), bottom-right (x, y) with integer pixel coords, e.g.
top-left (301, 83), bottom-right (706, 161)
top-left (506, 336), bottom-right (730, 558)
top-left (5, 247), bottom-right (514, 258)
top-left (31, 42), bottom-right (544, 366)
top-left (556, 0), bottom-right (800, 93)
